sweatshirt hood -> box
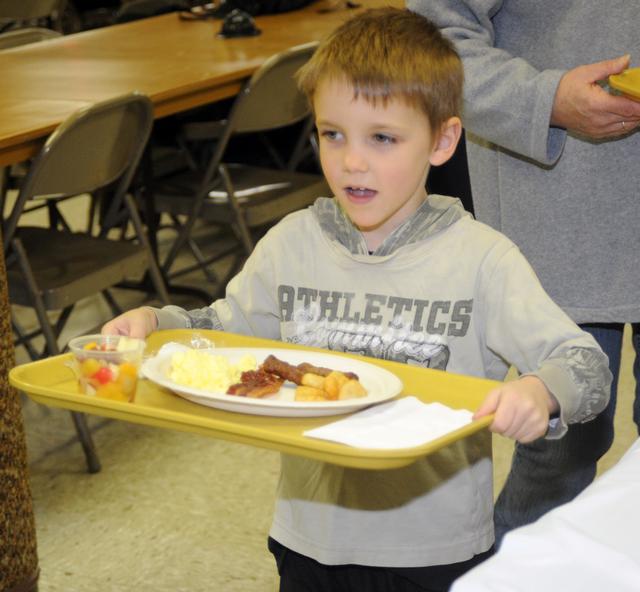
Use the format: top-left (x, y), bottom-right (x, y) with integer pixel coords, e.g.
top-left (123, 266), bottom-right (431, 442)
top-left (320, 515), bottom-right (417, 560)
top-left (310, 194), bottom-right (471, 256)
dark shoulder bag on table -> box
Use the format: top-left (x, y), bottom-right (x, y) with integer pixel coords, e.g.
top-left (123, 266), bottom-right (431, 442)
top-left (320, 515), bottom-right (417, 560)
top-left (213, 0), bottom-right (315, 17)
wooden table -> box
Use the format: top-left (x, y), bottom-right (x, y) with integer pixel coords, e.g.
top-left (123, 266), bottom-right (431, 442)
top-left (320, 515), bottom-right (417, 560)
top-left (0, 0), bottom-right (402, 167)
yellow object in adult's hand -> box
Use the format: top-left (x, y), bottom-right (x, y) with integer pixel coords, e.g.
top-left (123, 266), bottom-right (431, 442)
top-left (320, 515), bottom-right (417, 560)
top-left (609, 68), bottom-right (640, 101)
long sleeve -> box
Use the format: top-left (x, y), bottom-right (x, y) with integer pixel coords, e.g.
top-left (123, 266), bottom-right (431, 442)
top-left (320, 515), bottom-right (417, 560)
top-left (476, 242), bottom-right (612, 437)
top-left (154, 232), bottom-right (282, 339)
top-left (407, 0), bottom-right (566, 165)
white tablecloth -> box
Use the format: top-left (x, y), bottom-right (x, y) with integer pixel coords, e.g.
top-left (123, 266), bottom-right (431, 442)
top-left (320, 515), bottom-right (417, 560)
top-left (452, 438), bottom-right (640, 592)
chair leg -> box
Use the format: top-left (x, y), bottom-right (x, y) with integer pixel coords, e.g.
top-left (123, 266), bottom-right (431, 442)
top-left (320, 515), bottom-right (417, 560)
top-left (187, 238), bottom-right (219, 284)
top-left (70, 412), bottom-right (101, 474)
top-left (161, 198), bottom-right (205, 277)
top-left (11, 315), bottom-right (40, 361)
top-left (101, 289), bottom-right (123, 317)
top-left (286, 115), bottom-right (317, 171)
top-left (218, 164), bottom-right (254, 256)
top-left (163, 215), bottom-right (219, 283)
top-left (11, 239), bottom-right (59, 356)
top-left (11, 237), bottom-right (102, 474)
top-left (124, 192), bottom-right (171, 305)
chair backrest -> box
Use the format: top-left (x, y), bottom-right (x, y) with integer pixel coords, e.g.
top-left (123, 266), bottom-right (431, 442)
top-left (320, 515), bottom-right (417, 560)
top-left (195, 41), bottom-right (318, 186)
top-left (0, 26), bottom-right (60, 49)
top-left (0, 0), bottom-right (65, 19)
top-left (114, 0), bottom-right (189, 23)
top-left (230, 41), bottom-right (318, 135)
top-left (3, 92), bottom-right (154, 251)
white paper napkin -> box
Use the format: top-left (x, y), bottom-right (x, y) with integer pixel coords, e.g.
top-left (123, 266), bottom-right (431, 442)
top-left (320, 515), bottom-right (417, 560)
top-left (304, 396), bottom-right (474, 449)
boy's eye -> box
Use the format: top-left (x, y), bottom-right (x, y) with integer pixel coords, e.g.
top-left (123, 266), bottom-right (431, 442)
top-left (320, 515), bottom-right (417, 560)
top-left (320, 130), bottom-right (342, 141)
top-left (373, 133), bottom-right (395, 144)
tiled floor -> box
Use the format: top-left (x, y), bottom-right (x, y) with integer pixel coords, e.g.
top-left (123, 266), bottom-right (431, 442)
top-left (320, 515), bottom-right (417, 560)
top-left (13, 196), bottom-right (639, 591)
top-left (25, 409), bottom-right (280, 592)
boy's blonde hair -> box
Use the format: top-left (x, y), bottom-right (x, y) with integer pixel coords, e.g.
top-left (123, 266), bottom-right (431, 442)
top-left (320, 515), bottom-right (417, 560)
top-left (297, 7), bottom-right (463, 132)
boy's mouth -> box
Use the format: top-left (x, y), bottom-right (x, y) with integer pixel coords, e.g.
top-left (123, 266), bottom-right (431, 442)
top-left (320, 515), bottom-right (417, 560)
top-left (345, 186), bottom-right (376, 199)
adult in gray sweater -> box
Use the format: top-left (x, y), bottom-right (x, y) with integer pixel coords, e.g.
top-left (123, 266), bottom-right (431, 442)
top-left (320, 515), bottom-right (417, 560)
top-left (407, 0), bottom-right (640, 544)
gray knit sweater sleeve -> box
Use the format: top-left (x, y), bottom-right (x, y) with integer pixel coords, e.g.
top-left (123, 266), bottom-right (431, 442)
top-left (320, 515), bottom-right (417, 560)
top-left (407, 0), bottom-right (566, 165)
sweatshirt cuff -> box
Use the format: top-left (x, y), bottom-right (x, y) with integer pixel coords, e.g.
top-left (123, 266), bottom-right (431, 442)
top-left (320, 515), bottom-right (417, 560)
top-left (149, 305), bottom-right (191, 330)
top-left (532, 69), bottom-right (567, 165)
top-left (525, 363), bottom-right (575, 439)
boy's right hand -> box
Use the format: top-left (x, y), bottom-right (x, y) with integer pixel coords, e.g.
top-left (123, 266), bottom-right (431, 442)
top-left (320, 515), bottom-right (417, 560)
top-left (474, 376), bottom-right (558, 443)
top-left (101, 307), bottom-right (158, 339)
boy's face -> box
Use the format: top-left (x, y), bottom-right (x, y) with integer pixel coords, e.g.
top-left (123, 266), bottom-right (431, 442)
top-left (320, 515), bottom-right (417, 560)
top-left (314, 77), bottom-right (435, 251)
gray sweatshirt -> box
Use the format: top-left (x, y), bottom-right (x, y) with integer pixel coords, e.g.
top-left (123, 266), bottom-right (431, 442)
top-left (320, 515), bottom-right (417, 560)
top-left (155, 196), bottom-right (610, 566)
top-left (407, 0), bottom-right (640, 323)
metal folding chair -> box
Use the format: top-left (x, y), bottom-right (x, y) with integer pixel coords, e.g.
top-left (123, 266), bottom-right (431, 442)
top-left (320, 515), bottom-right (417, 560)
top-left (150, 41), bottom-right (328, 299)
top-left (3, 92), bottom-right (170, 473)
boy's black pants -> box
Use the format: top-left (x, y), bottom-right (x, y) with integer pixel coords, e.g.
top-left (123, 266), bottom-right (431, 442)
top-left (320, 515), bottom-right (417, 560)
top-left (268, 537), bottom-right (493, 592)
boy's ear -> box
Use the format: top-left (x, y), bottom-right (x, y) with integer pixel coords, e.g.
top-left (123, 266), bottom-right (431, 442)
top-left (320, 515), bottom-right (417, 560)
top-left (429, 117), bottom-right (463, 167)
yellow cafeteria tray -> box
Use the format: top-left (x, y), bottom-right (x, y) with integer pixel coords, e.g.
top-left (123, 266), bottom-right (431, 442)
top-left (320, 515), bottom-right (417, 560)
top-left (10, 329), bottom-right (497, 470)
top-left (609, 68), bottom-right (640, 101)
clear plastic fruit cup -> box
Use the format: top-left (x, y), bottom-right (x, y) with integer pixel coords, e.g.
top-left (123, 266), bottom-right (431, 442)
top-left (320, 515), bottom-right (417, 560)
top-left (68, 334), bottom-right (146, 402)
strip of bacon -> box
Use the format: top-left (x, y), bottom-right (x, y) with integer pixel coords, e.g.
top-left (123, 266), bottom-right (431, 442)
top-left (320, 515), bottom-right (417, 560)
top-left (227, 369), bottom-right (283, 398)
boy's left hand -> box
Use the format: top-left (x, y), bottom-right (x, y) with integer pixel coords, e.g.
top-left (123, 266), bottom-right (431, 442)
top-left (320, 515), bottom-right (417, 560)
top-left (474, 376), bottom-right (559, 443)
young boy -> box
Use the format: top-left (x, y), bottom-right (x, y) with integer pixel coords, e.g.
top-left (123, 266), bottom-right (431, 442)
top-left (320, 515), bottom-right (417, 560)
top-left (103, 8), bottom-right (611, 591)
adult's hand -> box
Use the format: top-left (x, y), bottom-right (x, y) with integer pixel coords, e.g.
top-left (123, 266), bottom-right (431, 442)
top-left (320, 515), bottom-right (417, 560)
top-left (551, 54), bottom-right (640, 138)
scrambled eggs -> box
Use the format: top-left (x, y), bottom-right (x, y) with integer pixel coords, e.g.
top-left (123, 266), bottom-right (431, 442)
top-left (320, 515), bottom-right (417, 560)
top-left (169, 349), bottom-right (257, 392)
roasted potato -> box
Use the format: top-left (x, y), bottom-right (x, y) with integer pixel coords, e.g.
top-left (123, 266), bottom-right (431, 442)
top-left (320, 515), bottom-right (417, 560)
top-left (324, 371), bottom-right (349, 400)
top-left (301, 373), bottom-right (325, 389)
top-left (338, 379), bottom-right (367, 400)
top-left (295, 385), bottom-right (327, 401)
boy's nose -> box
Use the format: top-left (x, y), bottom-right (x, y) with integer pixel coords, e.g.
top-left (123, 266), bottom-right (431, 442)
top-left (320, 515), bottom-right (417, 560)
top-left (342, 145), bottom-right (368, 173)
